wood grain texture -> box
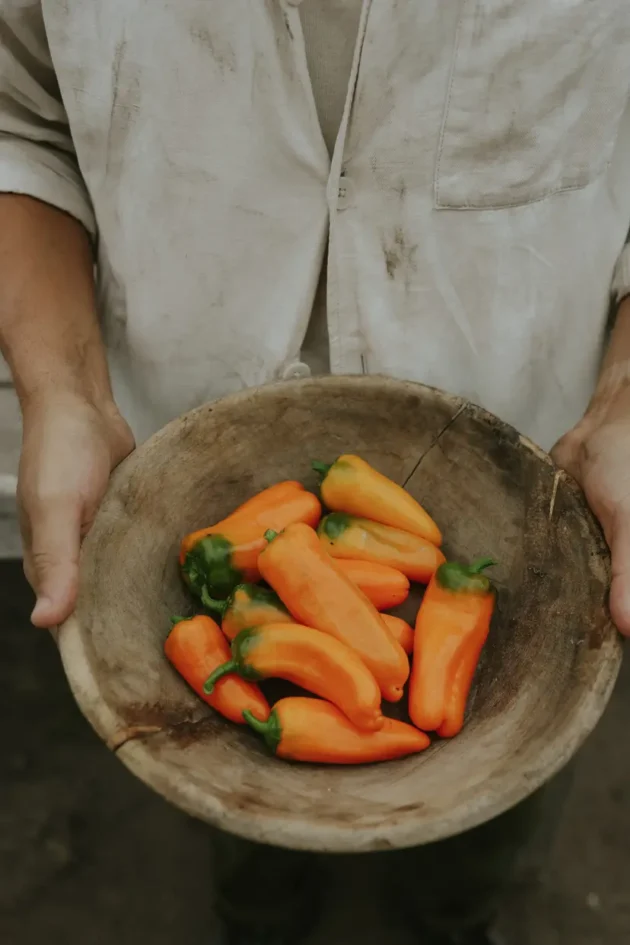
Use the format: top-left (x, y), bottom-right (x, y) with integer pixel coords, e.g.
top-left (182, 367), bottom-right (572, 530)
top-left (58, 376), bottom-right (622, 852)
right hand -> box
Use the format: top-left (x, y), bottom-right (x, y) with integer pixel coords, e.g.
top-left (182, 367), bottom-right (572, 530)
top-left (19, 393), bottom-right (135, 628)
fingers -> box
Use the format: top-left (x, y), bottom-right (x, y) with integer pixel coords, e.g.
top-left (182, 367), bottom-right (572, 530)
top-left (552, 420), bottom-right (630, 637)
top-left (22, 495), bottom-right (82, 629)
top-left (609, 506), bottom-right (630, 637)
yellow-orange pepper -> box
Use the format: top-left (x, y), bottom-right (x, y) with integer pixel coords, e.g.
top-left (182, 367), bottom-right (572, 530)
top-left (318, 513), bottom-right (445, 584)
top-left (313, 454), bottom-right (442, 545)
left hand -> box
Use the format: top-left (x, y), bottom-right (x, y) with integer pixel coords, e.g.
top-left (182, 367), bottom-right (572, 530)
top-left (553, 404), bottom-right (630, 637)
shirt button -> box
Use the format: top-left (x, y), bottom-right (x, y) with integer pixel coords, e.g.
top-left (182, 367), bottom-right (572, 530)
top-left (282, 361), bottom-right (312, 380)
top-left (336, 174), bottom-right (353, 211)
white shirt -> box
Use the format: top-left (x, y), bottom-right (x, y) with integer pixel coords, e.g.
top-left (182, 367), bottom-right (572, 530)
top-left (1, 0), bottom-right (630, 450)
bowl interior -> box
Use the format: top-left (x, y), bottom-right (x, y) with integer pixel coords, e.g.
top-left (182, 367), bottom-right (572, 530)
top-left (61, 377), bottom-right (621, 852)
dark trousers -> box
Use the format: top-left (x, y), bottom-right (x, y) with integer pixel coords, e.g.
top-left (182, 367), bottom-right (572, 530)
top-left (210, 768), bottom-right (572, 939)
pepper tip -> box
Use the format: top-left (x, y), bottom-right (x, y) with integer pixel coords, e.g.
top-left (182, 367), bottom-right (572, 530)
top-left (384, 685), bottom-right (405, 703)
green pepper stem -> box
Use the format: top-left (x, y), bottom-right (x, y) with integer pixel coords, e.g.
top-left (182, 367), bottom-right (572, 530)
top-left (243, 710), bottom-right (271, 735)
top-left (312, 461), bottom-right (332, 478)
top-left (201, 586), bottom-right (228, 614)
top-left (320, 512), bottom-right (352, 540)
top-left (243, 707), bottom-right (281, 753)
top-left (170, 615), bottom-right (187, 627)
top-left (469, 557), bottom-right (497, 574)
top-left (203, 660), bottom-right (237, 694)
top-left (264, 529), bottom-right (278, 543)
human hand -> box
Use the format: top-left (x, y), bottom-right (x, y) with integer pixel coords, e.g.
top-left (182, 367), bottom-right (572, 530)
top-left (18, 393), bottom-right (134, 628)
top-left (552, 393), bottom-right (630, 637)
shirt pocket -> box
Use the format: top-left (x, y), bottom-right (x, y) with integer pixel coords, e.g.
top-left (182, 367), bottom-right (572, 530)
top-left (435, 0), bottom-right (630, 210)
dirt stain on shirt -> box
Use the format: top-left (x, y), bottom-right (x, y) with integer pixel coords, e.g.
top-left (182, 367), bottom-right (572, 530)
top-left (189, 23), bottom-right (236, 73)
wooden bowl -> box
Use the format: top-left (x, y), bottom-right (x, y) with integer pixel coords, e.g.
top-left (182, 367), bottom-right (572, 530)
top-left (58, 377), bottom-right (621, 853)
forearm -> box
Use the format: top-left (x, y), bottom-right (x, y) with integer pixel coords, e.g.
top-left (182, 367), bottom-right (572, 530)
top-left (0, 194), bottom-right (113, 409)
top-left (586, 297), bottom-right (630, 422)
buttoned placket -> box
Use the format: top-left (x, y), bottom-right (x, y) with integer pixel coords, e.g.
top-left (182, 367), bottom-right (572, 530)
top-left (278, 0), bottom-right (372, 381)
top-left (325, 0), bottom-right (372, 376)
top-left (276, 0), bottom-right (330, 384)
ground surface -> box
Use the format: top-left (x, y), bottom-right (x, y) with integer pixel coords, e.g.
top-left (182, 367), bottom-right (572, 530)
top-left (1, 559), bottom-right (629, 945)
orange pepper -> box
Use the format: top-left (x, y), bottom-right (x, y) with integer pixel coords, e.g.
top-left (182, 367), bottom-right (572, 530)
top-left (318, 514), bottom-right (445, 584)
top-left (258, 523), bottom-right (409, 702)
top-left (164, 615), bottom-right (269, 725)
top-left (204, 623), bottom-right (383, 732)
top-left (180, 482), bottom-right (321, 599)
top-left (244, 697), bottom-right (430, 764)
top-left (202, 583), bottom-right (291, 640)
top-left (382, 614), bottom-right (414, 655)
top-left (333, 559), bottom-right (410, 610)
top-left (408, 558), bottom-right (496, 736)
top-left (313, 455), bottom-right (442, 546)
top-left (180, 482), bottom-right (310, 560)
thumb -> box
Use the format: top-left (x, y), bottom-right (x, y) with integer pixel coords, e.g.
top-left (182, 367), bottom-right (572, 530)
top-left (550, 428), bottom-right (584, 481)
top-left (609, 507), bottom-right (630, 637)
top-left (27, 497), bottom-right (81, 629)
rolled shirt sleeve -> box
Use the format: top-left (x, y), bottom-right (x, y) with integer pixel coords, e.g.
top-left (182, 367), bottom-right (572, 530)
top-left (0, 2), bottom-right (95, 237)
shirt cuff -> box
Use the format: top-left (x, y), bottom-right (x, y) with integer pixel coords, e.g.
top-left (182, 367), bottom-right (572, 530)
top-left (0, 136), bottom-right (96, 239)
top-left (611, 242), bottom-right (630, 304)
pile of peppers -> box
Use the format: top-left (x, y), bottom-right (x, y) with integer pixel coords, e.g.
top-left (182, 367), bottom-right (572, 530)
top-left (166, 455), bottom-right (497, 765)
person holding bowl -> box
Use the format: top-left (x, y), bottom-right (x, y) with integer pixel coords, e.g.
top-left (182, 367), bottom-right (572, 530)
top-left (1, 2), bottom-right (629, 943)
